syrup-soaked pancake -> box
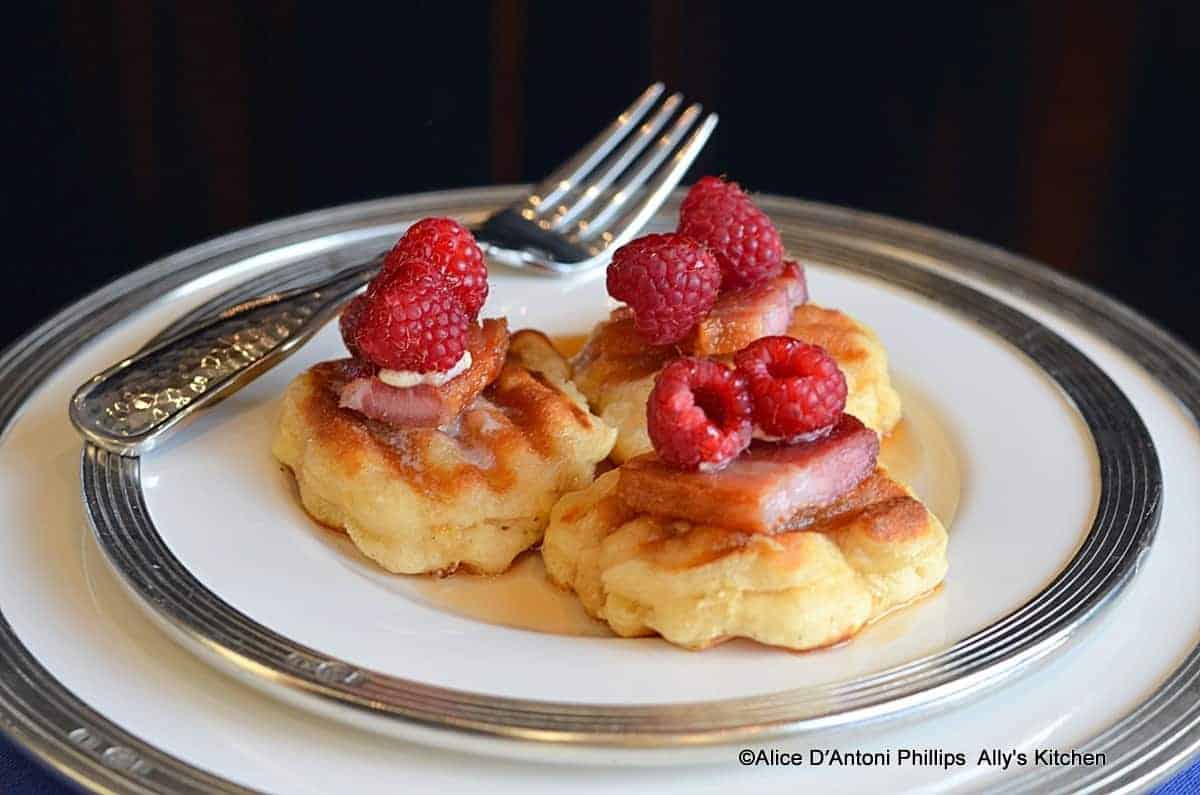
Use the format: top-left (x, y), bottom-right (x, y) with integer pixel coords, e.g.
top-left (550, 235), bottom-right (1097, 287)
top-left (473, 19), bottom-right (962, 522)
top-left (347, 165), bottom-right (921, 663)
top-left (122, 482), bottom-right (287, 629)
top-left (572, 302), bottom-right (903, 463)
top-left (273, 330), bottom-right (616, 575)
top-left (542, 465), bottom-right (947, 651)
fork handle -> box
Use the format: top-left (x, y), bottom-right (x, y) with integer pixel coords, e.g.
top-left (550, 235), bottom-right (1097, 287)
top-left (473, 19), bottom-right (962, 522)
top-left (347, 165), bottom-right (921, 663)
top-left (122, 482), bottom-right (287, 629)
top-left (70, 256), bottom-right (383, 456)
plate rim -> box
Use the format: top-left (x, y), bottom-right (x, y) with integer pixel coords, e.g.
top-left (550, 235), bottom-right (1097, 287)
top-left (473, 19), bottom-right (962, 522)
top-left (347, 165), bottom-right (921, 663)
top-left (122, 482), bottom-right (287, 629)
top-left (0, 186), bottom-right (1193, 793)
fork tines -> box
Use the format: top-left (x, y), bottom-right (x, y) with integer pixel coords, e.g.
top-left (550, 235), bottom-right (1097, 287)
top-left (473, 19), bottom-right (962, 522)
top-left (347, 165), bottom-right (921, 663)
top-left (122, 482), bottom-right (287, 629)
top-left (520, 83), bottom-right (718, 257)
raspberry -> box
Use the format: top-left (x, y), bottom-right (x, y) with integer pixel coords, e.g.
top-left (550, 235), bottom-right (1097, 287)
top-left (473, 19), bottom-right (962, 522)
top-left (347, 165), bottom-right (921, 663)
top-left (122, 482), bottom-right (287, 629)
top-left (350, 263), bottom-right (471, 372)
top-left (386, 217), bottom-right (488, 317)
top-left (678, 176), bottom-right (784, 290)
top-left (679, 174), bottom-right (729, 216)
top-left (647, 357), bottom-right (753, 471)
top-left (734, 337), bottom-right (847, 441)
top-left (339, 294), bottom-right (370, 360)
top-left (606, 233), bottom-right (721, 345)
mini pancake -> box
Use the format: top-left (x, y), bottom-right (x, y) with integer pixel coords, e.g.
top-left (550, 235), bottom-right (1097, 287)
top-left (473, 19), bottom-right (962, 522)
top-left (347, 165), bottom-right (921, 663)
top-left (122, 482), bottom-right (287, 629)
top-left (273, 330), bottom-right (616, 575)
top-left (543, 466), bottom-right (947, 651)
top-left (571, 303), bottom-right (903, 463)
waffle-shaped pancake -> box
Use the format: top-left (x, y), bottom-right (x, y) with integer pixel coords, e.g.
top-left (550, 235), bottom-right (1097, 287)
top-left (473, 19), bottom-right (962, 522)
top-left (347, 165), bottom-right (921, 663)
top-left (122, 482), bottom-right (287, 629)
top-left (543, 466), bottom-right (947, 650)
top-left (572, 303), bottom-right (902, 463)
top-left (274, 330), bottom-right (616, 575)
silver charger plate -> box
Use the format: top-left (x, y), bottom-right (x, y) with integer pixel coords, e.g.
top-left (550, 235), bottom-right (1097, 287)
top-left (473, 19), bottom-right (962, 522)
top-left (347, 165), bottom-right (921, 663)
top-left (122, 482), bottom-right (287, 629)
top-left (0, 187), bottom-right (1196, 793)
top-left (81, 188), bottom-right (1159, 743)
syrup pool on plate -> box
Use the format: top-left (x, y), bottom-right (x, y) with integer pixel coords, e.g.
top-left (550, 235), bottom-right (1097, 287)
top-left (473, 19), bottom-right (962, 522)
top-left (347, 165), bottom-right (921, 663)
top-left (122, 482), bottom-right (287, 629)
top-left (876, 376), bottom-right (961, 530)
top-left (407, 553), bottom-right (611, 637)
top-left (406, 344), bottom-right (961, 639)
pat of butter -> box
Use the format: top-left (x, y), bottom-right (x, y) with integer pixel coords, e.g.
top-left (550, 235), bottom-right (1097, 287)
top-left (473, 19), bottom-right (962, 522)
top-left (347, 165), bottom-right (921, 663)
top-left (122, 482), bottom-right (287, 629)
top-left (378, 352), bottom-right (472, 388)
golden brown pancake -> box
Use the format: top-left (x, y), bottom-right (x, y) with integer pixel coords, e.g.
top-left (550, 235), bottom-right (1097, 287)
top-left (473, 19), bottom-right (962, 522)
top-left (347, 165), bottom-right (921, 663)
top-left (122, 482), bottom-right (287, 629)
top-left (273, 330), bottom-right (616, 575)
top-left (543, 466), bottom-right (947, 651)
top-left (571, 303), bottom-right (902, 463)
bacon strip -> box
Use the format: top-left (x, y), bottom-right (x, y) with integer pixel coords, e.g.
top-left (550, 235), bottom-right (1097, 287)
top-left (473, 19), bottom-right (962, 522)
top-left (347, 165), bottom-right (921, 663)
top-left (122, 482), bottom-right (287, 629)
top-left (617, 413), bottom-right (878, 534)
top-left (686, 260), bottom-right (808, 356)
top-left (338, 379), bottom-right (444, 427)
top-left (338, 318), bottom-right (509, 428)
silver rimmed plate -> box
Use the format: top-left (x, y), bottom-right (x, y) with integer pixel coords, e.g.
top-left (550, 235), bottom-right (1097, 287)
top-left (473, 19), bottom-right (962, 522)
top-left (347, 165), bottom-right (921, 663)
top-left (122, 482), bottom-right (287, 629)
top-left (2, 188), bottom-right (1198, 793)
top-left (80, 190), bottom-right (1158, 751)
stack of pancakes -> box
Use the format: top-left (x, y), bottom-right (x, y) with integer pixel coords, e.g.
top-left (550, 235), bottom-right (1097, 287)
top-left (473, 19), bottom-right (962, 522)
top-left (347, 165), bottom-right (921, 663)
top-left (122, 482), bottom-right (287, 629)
top-left (543, 464), bottom-right (947, 651)
top-left (543, 301), bottom-right (944, 651)
top-left (274, 330), bottom-right (615, 575)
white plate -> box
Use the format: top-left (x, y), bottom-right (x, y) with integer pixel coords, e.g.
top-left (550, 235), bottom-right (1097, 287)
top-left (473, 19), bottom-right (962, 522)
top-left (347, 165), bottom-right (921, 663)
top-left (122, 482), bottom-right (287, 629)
top-left (1, 189), bottom-right (1197, 793)
top-left (143, 258), bottom-right (1093, 702)
top-left (81, 192), bottom-right (1153, 754)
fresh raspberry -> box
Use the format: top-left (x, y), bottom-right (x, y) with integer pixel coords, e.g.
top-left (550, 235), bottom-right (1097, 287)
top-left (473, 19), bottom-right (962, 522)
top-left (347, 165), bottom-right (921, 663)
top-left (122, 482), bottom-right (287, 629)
top-left (386, 217), bottom-right (488, 317)
top-left (350, 264), bottom-right (471, 372)
top-left (606, 233), bottom-right (721, 345)
top-left (338, 294), bottom-right (369, 360)
top-left (647, 357), bottom-right (753, 471)
top-left (734, 337), bottom-right (847, 441)
top-left (679, 175), bottom-right (729, 216)
top-left (678, 176), bottom-right (784, 290)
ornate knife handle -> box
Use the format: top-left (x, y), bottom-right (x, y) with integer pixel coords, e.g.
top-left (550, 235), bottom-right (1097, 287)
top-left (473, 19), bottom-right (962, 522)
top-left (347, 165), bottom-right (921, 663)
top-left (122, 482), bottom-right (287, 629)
top-left (70, 257), bottom-right (382, 456)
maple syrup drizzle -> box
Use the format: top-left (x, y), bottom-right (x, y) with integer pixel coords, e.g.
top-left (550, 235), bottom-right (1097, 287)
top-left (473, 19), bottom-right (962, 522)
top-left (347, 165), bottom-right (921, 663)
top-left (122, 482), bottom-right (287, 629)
top-left (549, 333), bottom-right (588, 359)
top-left (877, 385), bottom-right (961, 529)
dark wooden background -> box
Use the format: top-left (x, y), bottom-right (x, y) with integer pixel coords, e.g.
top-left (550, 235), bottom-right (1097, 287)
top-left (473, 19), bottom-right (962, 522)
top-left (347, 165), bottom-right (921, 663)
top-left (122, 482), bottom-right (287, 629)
top-left (8, 1), bottom-right (1197, 350)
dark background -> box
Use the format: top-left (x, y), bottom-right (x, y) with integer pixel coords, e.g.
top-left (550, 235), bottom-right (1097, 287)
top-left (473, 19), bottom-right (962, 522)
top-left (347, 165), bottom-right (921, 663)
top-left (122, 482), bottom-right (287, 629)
top-left (8, 1), bottom-right (1198, 352)
top-left (1, 4), bottom-right (1198, 791)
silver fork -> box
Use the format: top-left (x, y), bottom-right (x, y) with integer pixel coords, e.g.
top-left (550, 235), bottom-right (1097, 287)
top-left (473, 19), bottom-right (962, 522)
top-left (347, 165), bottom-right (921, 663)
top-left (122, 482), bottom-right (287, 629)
top-left (70, 83), bottom-right (717, 456)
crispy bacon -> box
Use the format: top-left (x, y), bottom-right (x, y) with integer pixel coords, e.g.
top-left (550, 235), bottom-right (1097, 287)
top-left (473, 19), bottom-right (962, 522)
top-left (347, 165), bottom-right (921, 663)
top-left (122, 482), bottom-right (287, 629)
top-left (338, 318), bottom-right (509, 428)
top-left (685, 260), bottom-right (808, 356)
top-left (617, 413), bottom-right (878, 534)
